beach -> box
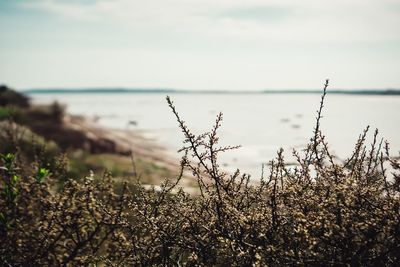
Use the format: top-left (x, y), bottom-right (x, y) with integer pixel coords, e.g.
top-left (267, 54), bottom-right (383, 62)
top-left (62, 113), bottom-right (198, 193)
top-left (30, 92), bottom-right (400, 178)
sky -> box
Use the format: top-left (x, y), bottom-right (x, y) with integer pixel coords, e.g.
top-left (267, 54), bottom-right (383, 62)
top-left (0, 0), bottom-right (399, 90)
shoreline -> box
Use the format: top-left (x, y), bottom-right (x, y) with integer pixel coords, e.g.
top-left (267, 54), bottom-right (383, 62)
top-left (63, 113), bottom-right (199, 193)
top-left (64, 114), bottom-right (178, 169)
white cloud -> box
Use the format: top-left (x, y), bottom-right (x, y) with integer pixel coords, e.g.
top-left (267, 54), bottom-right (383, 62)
top-left (3, 0), bottom-right (399, 89)
top-left (19, 0), bottom-right (100, 20)
top-left (18, 0), bottom-right (400, 43)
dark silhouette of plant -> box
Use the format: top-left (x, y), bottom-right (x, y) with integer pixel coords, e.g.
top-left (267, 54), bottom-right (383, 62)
top-left (1, 80), bottom-right (399, 266)
top-left (0, 85), bottom-right (29, 108)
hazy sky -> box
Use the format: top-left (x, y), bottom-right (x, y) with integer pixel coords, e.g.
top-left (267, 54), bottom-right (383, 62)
top-left (1, 0), bottom-right (399, 90)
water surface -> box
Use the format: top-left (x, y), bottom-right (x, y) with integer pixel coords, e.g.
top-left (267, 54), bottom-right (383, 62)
top-left (30, 92), bottom-right (400, 178)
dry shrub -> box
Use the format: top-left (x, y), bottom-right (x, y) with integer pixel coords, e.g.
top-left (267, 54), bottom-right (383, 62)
top-left (1, 80), bottom-right (399, 266)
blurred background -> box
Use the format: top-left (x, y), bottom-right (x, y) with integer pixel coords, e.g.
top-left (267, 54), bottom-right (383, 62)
top-left (1, 0), bottom-right (399, 177)
top-left (1, 0), bottom-right (400, 89)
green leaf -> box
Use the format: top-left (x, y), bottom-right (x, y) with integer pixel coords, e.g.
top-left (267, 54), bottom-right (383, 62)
top-left (36, 167), bottom-right (49, 183)
top-left (1, 153), bottom-right (15, 170)
top-left (11, 175), bottom-right (19, 185)
top-left (4, 153), bottom-right (15, 163)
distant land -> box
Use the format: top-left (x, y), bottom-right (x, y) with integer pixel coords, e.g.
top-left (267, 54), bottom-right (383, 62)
top-left (22, 88), bottom-right (400, 95)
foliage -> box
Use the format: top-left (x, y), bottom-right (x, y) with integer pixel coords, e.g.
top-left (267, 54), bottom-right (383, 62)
top-left (1, 80), bottom-right (400, 266)
top-left (0, 107), bottom-right (13, 120)
top-left (0, 85), bottom-right (29, 108)
top-left (0, 121), bottom-right (66, 182)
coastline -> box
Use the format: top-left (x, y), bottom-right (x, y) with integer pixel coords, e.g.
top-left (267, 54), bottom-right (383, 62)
top-left (63, 113), bottom-right (198, 193)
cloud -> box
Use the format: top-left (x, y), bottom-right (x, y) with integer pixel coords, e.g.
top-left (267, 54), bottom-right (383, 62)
top-left (212, 6), bottom-right (293, 22)
top-left (18, 0), bottom-right (96, 20)
top-left (16, 0), bottom-right (400, 43)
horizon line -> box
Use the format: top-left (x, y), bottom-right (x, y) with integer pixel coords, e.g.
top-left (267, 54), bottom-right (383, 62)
top-left (21, 87), bottom-right (400, 96)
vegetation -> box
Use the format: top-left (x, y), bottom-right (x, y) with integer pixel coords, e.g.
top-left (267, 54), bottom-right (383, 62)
top-left (0, 85), bottom-right (178, 185)
top-left (1, 80), bottom-right (399, 266)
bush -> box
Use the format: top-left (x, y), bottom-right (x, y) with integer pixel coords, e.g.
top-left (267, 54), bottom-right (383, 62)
top-left (0, 107), bottom-right (12, 120)
top-left (1, 80), bottom-right (399, 266)
top-left (0, 85), bottom-right (29, 108)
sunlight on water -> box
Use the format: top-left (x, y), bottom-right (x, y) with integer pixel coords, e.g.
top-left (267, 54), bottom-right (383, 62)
top-left (31, 93), bottom-right (400, 178)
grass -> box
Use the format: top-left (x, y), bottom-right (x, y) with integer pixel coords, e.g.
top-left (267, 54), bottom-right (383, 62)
top-left (67, 151), bottom-right (188, 186)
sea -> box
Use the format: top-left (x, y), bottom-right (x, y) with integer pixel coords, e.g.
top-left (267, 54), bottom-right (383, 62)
top-left (28, 91), bottom-right (400, 178)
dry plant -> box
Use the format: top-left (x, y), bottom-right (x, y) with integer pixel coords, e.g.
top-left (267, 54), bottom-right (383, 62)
top-left (1, 80), bottom-right (399, 266)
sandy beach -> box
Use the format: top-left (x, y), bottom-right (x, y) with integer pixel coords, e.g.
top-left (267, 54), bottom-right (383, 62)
top-left (63, 113), bottom-right (198, 193)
